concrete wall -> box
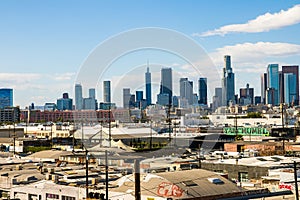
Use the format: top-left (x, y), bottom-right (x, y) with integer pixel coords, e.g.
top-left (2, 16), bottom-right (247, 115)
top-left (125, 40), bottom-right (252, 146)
top-left (209, 115), bottom-right (282, 126)
top-left (201, 162), bottom-right (269, 181)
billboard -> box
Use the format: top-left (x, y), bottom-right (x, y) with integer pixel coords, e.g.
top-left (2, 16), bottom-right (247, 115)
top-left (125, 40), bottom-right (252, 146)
top-left (223, 127), bottom-right (270, 136)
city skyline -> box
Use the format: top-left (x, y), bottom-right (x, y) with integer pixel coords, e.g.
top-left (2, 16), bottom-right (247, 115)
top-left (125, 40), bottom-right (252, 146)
top-left (1, 1), bottom-right (300, 107)
top-left (2, 57), bottom-right (299, 109)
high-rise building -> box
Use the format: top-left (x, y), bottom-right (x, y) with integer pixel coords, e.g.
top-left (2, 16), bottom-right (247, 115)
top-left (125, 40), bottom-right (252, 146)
top-left (145, 66), bottom-right (152, 106)
top-left (57, 93), bottom-right (73, 111)
top-left (254, 96), bottom-right (261, 105)
top-left (44, 103), bottom-right (56, 111)
top-left (239, 83), bottom-right (254, 105)
top-left (75, 84), bottom-right (83, 110)
top-left (0, 88), bottom-right (13, 109)
top-left (83, 88), bottom-right (97, 110)
top-left (267, 64), bottom-right (279, 105)
top-left (83, 98), bottom-right (97, 110)
top-left (192, 94), bottom-right (199, 105)
top-left (282, 65), bottom-right (299, 105)
top-left (103, 81), bottom-right (111, 103)
top-left (129, 94), bottom-right (135, 108)
top-left (279, 71), bottom-right (284, 104)
top-left (136, 91), bottom-right (143, 102)
top-left (159, 68), bottom-right (172, 105)
top-left (63, 93), bottom-right (69, 99)
top-left (212, 87), bottom-right (222, 111)
top-left (172, 96), bottom-right (179, 107)
top-left (221, 55), bottom-right (235, 106)
top-left (260, 73), bottom-right (267, 104)
top-left (135, 91), bottom-right (146, 109)
top-left (198, 78), bottom-right (207, 105)
top-left (284, 73), bottom-right (297, 106)
top-left (123, 88), bottom-right (131, 109)
top-left (179, 78), bottom-right (193, 105)
top-left (0, 107), bottom-right (19, 123)
top-left (266, 88), bottom-right (277, 105)
top-left (157, 93), bottom-right (170, 106)
top-left (89, 88), bottom-right (96, 99)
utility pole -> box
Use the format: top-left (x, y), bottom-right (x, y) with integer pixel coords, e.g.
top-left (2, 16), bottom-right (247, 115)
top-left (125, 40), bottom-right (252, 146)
top-left (50, 123), bottom-right (53, 148)
top-left (109, 107), bottom-right (111, 147)
top-left (100, 121), bottom-right (103, 148)
top-left (13, 109), bottom-right (16, 156)
top-left (281, 103), bottom-right (285, 129)
top-left (13, 123), bottom-right (16, 156)
top-left (85, 149), bottom-right (89, 199)
top-left (198, 144), bottom-right (201, 169)
top-left (81, 121), bottom-right (84, 150)
top-left (167, 104), bottom-right (171, 142)
top-left (294, 161), bottom-right (299, 200)
top-left (105, 150), bottom-right (109, 200)
top-left (72, 129), bottom-right (75, 152)
top-left (149, 119), bottom-right (152, 150)
top-left (234, 113), bottom-right (237, 136)
top-left (173, 121), bottom-right (176, 147)
top-left (234, 113), bottom-right (238, 141)
top-left (281, 103), bottom-right (286, 155)
top-left (134, 160), bottom-right (141, 200)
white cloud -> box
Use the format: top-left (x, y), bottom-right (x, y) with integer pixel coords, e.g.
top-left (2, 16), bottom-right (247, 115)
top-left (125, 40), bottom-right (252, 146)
top-left (209, 42), bottom-right (300, 72)
top-left (0, 73), bottom-right (40, 83)
top-left (0, 72), bottom-right (75, 108)
top-left (194, 4), bottom-right (300, 37)
top-left (52, 72), bottom-right (76, 81)
top-left (208, 41), bottom-right (300, 96)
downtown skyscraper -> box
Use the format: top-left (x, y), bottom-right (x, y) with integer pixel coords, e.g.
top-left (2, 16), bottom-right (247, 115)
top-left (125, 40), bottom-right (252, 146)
top-left (266, 64), bottom-right (279, 105)
top-left (145, 66), bottom-right (152, 106)
top-left (179, 78), bottom-right (193, 105)
top-left (282, 65), bottom-right (299, 105)
top-left (260, 73), bottom-right (267, 104)
top-left (198, 78), bottom-right (207, 105)
top-left (123, 88), bottom-right (131, 109)
top-left (0, 88), bottom-right (13, 109)
top-left (159, 67), bottom-right (173, 105)
top-left (75, 84), bottom-right (83, 110)
top-left (221, 55), bottom-right (235, 106)
top-left (57, 93), bottom-right (73, 111)
top-left (103, 80), bottom-right (111, 103)
top-left (83, 88), bottom-right (97, 110)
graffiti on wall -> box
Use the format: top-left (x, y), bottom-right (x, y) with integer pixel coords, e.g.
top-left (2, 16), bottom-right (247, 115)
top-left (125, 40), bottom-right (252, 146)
top-left (157, 182), bottom-right (183, 197)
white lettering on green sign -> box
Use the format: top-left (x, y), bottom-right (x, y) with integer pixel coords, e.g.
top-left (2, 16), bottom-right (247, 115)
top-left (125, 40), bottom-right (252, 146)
top-left (223, 127), bottom-right (269, 136)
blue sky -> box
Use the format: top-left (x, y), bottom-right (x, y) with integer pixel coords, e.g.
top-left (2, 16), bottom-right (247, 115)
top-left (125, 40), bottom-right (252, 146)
top-left (1, 1), bottom-right (300, 107)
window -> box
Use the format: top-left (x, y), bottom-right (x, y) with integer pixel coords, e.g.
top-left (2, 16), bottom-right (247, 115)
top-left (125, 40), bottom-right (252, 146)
top-left (62, 196), bottom-right (75, 200)
top-left (46, 193), bottom-right (59, 200)
top-left (207, 178), bottom-right (224, 184)
top-left (239, 172), bottom-right (249, 182)
top-left (182, 180), bottom-right (197, 186)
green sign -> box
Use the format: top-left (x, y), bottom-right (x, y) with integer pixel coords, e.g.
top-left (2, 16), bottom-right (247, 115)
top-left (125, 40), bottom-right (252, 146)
top-left (223, 127), bottom-right (270, 136)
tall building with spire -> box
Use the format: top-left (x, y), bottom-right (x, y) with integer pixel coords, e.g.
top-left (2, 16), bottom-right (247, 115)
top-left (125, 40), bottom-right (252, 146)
top-left (145, 64), bottom-right (152, 106)
top-left (75, 83), bottom-right (83, 110)
top-left (221, 55), bottom-right (235, 106)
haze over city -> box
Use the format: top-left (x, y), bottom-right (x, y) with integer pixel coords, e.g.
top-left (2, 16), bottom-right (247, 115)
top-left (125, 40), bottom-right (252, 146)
top-left (0, 1), bottom-right (300, 108)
